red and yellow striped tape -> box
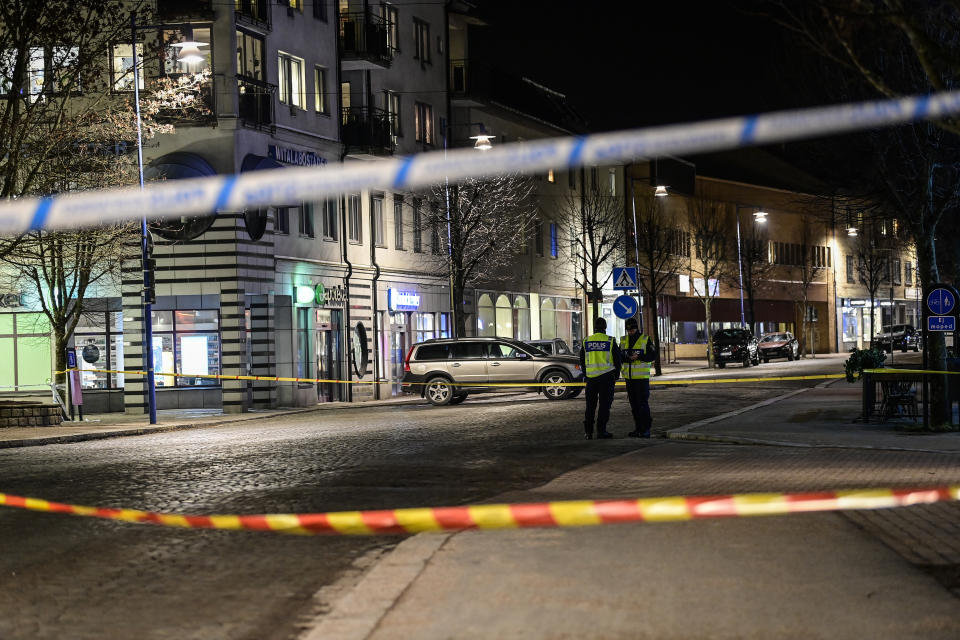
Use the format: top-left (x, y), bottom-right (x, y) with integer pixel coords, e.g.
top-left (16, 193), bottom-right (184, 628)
top-left (2, 486), bottom-right (957, 536)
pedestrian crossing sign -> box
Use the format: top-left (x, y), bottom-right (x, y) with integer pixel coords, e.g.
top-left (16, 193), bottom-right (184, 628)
top-left (612, 267), bottom-right (637, 290)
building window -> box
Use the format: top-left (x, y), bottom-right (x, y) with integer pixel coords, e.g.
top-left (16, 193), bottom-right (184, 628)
top-left (299, 203), bottom-right (314, 237)
top-left (414, 102), bottom-right (433, 144)
top-left (314, 66), bottom-right (328, 114)
top-left (668, 228), bottom-right (690, 257)
top-left (384, 90), bottom-right (401, 141)
top-left (0, 313), bottom-right (52, 392)
top-left (905, 261), bottom-right (913, 285)
top-left (313, 0), bottom-right (328, 20)
top-left (590, 167), bottom-right (599, 191)
top-left (297, 307), bottom-right (310, 379)
top-left (287, 0), bottom-right (303, 11)
top-left (568, 170), bottom-right (576, 189)
top-left (547, 169), bottom-right (555, 183)
top-left (275, 207), bottom-right (289, 234)
top-left (321, 199), bottom-right (338, 240)
top-left (550, 223), bottom-right (558, 258)
top-left (278, 51), bottom-right (305, 108)
top-left (74, 312), bottom-right (125, 390)
top-left (162, 27), bottom-right (211, 76)
top-left (892, 258), bottom-right (902, 285)
top-left (534, 219), bottom-right (544, 256)
top-left (372, 195), bottom-right (386, 247)
top-left (151, 309), bottom-right (221, 387)
top-left (348, 194), bottom-right (362, 243)
top-left (236, 30), bottom-right (264, 80)
top-left (9, 46), bottom-right (80, 98)
top-left (394, 196), bottom-right (404, 250)
top-left (609, 169), bottom-right (616, 195)
top-left (111, 43), bottom-right (144, 92)
top-left (846, 255), bottom-right (855, 284)
top-left (383, 3), bottom-right (399, 51)
top-left (412, 198), bottom-right (422, 252)
top-left (430, 205), bottom-right (443, 255)
top-left (413, 19), bottom-right (430, 63)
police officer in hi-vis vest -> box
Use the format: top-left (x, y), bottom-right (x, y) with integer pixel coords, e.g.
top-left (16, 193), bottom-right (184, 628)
top-left (621, 316), bottom-right (657, 437)
top-left (579, 317), bottom-right (622, 439)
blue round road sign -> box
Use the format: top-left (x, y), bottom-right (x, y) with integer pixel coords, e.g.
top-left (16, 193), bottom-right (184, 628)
top-left (927, 288), bottom-right (956, 316)
top-left (613, 295), bottom-right (639, 319)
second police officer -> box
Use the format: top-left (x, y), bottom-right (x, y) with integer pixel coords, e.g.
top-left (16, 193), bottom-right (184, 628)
top-left (621, 316), bottom-right (657, 437)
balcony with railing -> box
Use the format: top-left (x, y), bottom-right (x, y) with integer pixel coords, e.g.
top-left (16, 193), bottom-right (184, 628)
top-left (339, 11), bottom-right (392, 70)
top-left (341, 106), bottom-right (396, 156)
top-left (157, 0), bottom-right (215, 20)
top-left (234, 0), bottom-right (271, 29)
top-left (238, 77), bottom-right (275, 131)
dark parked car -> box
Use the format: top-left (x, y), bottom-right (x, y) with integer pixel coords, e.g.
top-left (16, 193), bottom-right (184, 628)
top-left (712, 328), bottom-right (760, 368)
top-left (873, 324), bottom-right (921, 353)
top-left (525, 338), bottom-right (575, 356)
top-left (758, 332), bottom-right (799, 363)
top-left (403, 337), bottom-right (584, 406)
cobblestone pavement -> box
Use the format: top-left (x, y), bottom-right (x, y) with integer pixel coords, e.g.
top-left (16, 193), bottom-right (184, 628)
top-left (2, 369), bottom-right (958, 639)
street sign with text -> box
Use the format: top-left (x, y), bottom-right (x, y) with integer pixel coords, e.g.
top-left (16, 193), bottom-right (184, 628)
top-left (928, 316), bottom-right (956, 332)
top-left (926, 288), bottom-right (956, 316)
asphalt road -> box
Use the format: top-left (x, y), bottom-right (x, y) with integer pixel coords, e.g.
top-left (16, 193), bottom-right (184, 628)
top-left (0, 356), bottom-right (879, 640)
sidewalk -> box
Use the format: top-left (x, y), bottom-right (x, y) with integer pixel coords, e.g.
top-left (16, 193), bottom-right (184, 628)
top-left (305, 378), bottom-right (960, 640)
top-left (0, 360), bottom-right (712, 448)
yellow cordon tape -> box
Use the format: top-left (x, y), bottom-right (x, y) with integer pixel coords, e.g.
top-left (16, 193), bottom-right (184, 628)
top-left (1, 486), bottom-right (957, 535)
top-left (58, 367), bottom-right (846, 389)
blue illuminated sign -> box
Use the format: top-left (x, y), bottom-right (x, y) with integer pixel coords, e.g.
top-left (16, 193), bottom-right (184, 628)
top-left (388, 289), bottom-right (421, 311)
top-left (928, 316), bottom-right (956, 332)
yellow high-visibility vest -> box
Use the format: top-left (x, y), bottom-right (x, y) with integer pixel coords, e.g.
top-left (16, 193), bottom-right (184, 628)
top-left (583, 333), bottom-right (616, 378)
top-left (620, 334), bottom-right (652, 380)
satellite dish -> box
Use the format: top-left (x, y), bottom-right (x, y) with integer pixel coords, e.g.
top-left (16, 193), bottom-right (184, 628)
top-left (144, 152), bottom-right (219, 242)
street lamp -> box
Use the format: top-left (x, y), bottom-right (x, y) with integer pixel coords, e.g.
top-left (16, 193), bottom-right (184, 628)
top-left (734, 205), bottom-right (766, 329)
top-left (131, 15), bottom-right (201, 424)
top-left (441, 119), bottom-right (494, 337)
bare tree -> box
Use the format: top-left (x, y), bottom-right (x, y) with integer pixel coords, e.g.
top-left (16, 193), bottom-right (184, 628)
top-left (0, 0), bottom-right (212, 384)
top-left (633, 187), bottom-right (689, 375)
top-left (787, 217), bottom-right (827, 357)
top-left (849, 215), bottom-right (905, 347)
top-left (688, 195), bottom-right (734, 367)
top-left (736, 216), bottom-right (774, 333)
top-left (565, 186), bottom-right (625, 321)
top-left (425, 175), bottom-right (537, 337)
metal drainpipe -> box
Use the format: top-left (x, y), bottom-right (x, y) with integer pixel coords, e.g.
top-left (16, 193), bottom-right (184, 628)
top-left (370, 196), bottom-right (381, 400)
top-left (335, 0), bottom-right (353, 403)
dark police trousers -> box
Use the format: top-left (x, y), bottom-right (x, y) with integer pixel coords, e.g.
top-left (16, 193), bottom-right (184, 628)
top-left (584, 371), bottom-right (616, 435)
top-left (625, 378), bottom-right (652, 435)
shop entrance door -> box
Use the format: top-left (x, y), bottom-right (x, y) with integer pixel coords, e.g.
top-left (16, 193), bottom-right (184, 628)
top-left (391, 318), bottom-right (407, 396)
top-left (316, 309), bottom-right (343, 402)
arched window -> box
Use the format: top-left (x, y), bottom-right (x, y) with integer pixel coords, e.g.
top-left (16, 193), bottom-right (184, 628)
top-left (540, 298), bottom-right (556, 339)
top-left (495, 294), bottom-right (512, 337)
top-left (477, 294), bottom-right (495, 336)
top-left (514, 296), bottom-right (530, 341)
top-left (556, 299), bottom-right (573, 346)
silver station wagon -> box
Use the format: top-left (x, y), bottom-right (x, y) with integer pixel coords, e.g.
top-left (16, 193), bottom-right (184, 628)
top-left (403, 337), bottom-right (584, 406)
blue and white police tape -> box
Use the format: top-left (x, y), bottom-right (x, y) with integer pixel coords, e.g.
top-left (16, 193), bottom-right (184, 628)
top-left (4, 90), bottom-right (959, 235)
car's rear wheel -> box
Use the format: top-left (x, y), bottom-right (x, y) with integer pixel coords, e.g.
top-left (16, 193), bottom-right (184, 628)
top-left (787, 350), bottom-right (794, 361)
top-left (742, 354), bottom-right (751, 368)
top-left (449, 393), bottom-right (468, 405)
top-left (542, 370), bottom-right (572, 400)
top-left (425, 377), bottom-right (454, 406)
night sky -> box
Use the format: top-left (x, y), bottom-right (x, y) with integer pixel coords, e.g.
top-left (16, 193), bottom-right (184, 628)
top-left (472, 1), bottom-right (819, 132)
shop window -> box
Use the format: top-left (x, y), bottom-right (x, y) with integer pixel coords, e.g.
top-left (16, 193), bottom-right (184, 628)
top-left (152, 309), bottom-right (221, 387)
top-left (495, 294), bottom-right (512, 337)
top-left (842, 308), bottom-right (860, 342)
top-left (413, 312), bottom-right (436, 343)
top-left (75, 311), bottom-right (124, 389)
top-left (556, 299), bottom-right (573, 347)
top-left (477, 294), bottom-right (495, 337)
top-left (540, 298), bottom-right (556, 339)
top-left (514, 297), bottom-right (530, 341)
top-left (297, 307), bottom-right (310, 379)
top-left (0, 313), bottom-right (52, 391)
top-left (439, 312), bottom-right (451, 338)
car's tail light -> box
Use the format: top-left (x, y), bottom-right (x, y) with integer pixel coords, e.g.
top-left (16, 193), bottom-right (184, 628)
top-left (403, 345), bottom-right (415, 373)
